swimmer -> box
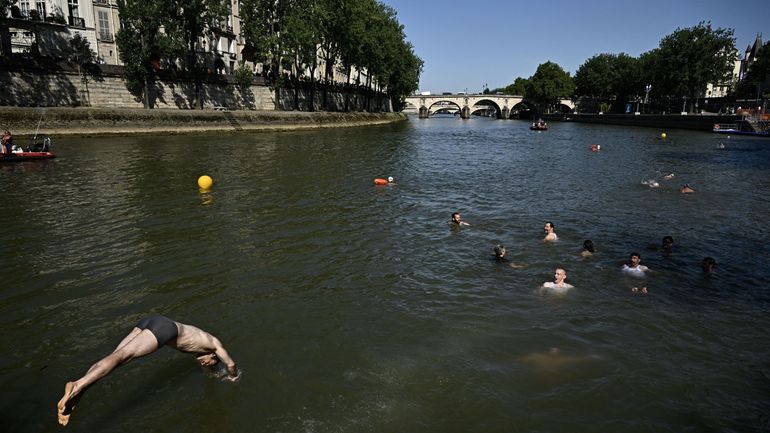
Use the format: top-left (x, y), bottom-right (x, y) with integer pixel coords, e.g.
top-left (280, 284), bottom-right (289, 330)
top-left (680, 183), bottom-right (695, 193)
top-left (492, 244), bottom-right (528, 268)
top-left (702, 256), bottom-right (716, 274)
top-left (631, 287), bottom-right (648, 294)
top-left (57, 316), bottom-right (238, 426)
top-left (622, 252), bottom-right (649, 276)
top-left (641, 179), bottom-right (659, 188)
top-left (580, 239), bottom-right (595, 258)
top-left (450, 212), bottom-right (470, 227)
top-left (541, 268), bottom-right (573, 292)
top-left (387, 176), bottom-right (395, 184)
top-left (543, 221), bottom-right (558, 242)
top-left (493, 244), bottom-right (508, 262)
top-left (717, 142), bottom-right (725, 149)
top-left (661, 236), bottom-right (674, 252)
top-left (663, 173), bottom-right (675, 180)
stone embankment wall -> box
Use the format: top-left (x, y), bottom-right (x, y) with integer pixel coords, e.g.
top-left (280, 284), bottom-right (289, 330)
top-left (0, 69), bottom-right (277, 110)
top-left (0, 107), bottom-right (406, 136)
top-left (0, 66), bottom-right (391, 112)
top-left (276, 88), bottom-right (391, 112)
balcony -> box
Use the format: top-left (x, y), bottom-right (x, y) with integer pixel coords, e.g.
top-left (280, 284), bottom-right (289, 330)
top-left (99, 32), bottom-right (114, 43)
top-left (68, 16), bottom-right (86, 28)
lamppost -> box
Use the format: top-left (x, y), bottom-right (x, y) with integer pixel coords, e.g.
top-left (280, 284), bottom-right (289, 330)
top-left (644, 84), bottom-right (652, 113)
top-left (681, 95), bottom-right (688, 114)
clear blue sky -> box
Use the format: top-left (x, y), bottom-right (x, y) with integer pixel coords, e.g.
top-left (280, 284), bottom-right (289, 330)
top-left (380, 0), bottom-right (770, 94)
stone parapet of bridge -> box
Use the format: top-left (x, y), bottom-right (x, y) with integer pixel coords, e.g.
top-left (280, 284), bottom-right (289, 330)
top-left (403, 94), bottom-right (574, 119)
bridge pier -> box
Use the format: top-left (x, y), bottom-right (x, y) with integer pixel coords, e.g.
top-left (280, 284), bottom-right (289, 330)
top-left (461, 106), bottom-right (470, 119)
top-left (419, 106), bottom-right (429, 118)
top-left (500, 107), bottom-right (510, 119)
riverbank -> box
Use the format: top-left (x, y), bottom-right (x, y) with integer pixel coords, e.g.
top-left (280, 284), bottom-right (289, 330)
top-left (0, 107), bottom-right (406, 137)
top-left (542, 112), bottom-right (741, 132)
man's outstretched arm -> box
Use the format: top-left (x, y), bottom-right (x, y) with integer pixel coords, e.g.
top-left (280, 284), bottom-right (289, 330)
top-left (213, 339), bottom-right (238, 379)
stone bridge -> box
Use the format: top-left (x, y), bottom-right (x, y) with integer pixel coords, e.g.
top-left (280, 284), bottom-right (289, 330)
top-left (403, 94), bottom-right (575, 119)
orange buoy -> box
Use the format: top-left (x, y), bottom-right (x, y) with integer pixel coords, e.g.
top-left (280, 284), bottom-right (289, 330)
top-left (374, 178), bottom-right (389, 185)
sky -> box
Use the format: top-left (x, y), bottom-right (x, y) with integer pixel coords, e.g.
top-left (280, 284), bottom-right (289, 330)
top-left (380, 0), bottom-right (770, 94)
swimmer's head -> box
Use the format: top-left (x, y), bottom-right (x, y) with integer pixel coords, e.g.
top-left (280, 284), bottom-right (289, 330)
top-left (387, 176), bottom-right (394, 183)
top-left (196, 353), bottom-right (220, 367)
top-left (629, 252), bottom-right (641, 266)
top-left (662, 236), bottom-right (674, 249)
top-left (702, 256), bottom-right (716, 273)
top-left (583, 239), bottom-right (595, 253)
top-left (494, 244), bottom-right (506, 258)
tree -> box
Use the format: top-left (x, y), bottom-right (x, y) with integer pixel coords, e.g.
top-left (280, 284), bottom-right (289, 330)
top-left (574, 54), bottom-right (616, 98)
top-left (525, 61), bottom-right (574, 112)
top-left (574, 53), bottom-right (640, 102)
top-left (490, 77), bottom-right (529, 95)
top-left (652, 22), bottom-right (736, 112)
top-left (281, 0), bottom-right (320, 110)
top-left (66, 34), bottom-right (97, 106)
top-left (116, 0), bottom-right (174, 108)
top-left (164, 0), bottom-right (229, 109)
top-left (240, 0), bottom-right (292, 110)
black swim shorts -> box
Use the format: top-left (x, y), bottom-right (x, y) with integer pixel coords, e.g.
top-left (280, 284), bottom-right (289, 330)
top-left (137, 315), bottom-right (179, 347)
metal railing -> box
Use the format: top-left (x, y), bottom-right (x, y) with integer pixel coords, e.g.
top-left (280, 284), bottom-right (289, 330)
top-left (68, 16), bottom-right (86, 28)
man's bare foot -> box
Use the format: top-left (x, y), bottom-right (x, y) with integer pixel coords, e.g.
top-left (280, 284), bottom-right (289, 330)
top-left (57, 382), bottom-right (77, 426)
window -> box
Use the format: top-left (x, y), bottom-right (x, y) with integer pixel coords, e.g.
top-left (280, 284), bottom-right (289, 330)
top-left (68, 0), bottom-right (79, 18)
top-left (98, 11), bottom-right (111, 40)
top-left (19, 1), bottom-right (30, 17)
top-left (36, 1), bottom-right (46, 17)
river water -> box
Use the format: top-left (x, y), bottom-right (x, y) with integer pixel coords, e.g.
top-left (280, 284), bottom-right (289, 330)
top-left (1, 116), bottom-right (769, 433)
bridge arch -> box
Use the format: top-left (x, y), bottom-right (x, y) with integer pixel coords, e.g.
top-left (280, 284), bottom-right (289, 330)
top-left (470, 99), bottom-right (503, 118)
top-left (427, 100), bottom-right (463, 115)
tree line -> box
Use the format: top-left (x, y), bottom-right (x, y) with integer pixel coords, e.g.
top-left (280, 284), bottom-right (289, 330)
top-left (112, 0), bottom-right (422, 110)
top-left (489, 22), bottom-right (769, 114)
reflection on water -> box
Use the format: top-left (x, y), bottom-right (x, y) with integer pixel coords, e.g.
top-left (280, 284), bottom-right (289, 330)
top-left (1, 117), bottom-right (770, 432)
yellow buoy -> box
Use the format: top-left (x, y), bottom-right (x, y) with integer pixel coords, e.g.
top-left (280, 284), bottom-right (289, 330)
top-left (661, 132), bottom-right (667, 139)
top-left (198, 175), bottom-right (213, 190)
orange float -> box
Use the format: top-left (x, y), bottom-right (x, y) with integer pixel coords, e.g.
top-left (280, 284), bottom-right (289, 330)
top-left (374, 178), bottom-right (389, 185)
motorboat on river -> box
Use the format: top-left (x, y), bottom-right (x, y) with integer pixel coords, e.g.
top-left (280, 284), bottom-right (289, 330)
top-left (0, 137), bottom-right (56, 162)
top-left (712, 123), bottom-right (769, 137)
top-left (530, 119), bottom-right (548, 130)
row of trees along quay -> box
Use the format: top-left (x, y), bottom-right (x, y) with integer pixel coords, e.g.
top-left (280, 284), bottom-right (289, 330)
top-left (113, 0), bottom-right (422, 111)
top-left (489, 22), bottom-right (769, 115)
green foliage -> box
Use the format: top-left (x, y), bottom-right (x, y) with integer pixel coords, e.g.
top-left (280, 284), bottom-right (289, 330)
top-left (234, 62), bottom-right (254, 88)
top-left (652, 21), bottom-right (736, 107)
top-left (67, 33), bottom-right (96, 65)
top-left (115, 0), bottom-right (174, 106)
top-left (525, 61), bottom-right (574, 108)
top-left (240, 0), bottom-right (422, 110)
top-left (574, 53), bottom-right (640, 106)
top-left (163, 0), bottom-right (228, 71)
